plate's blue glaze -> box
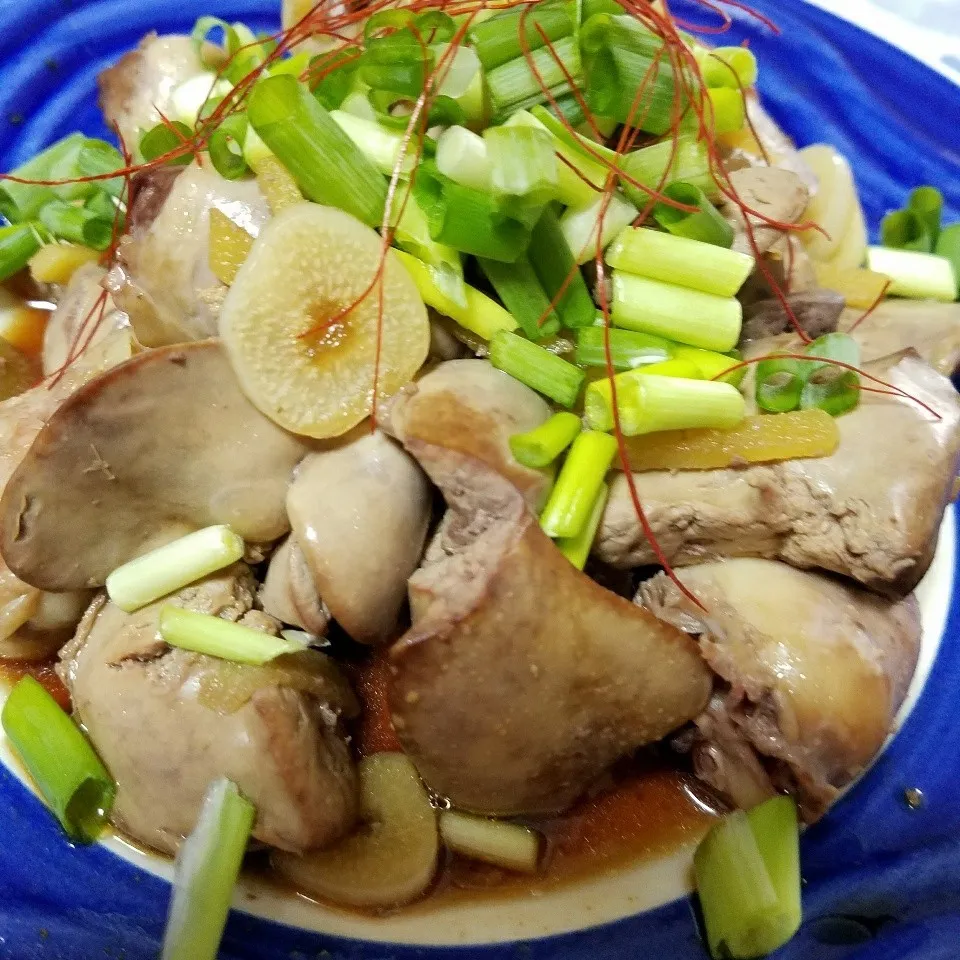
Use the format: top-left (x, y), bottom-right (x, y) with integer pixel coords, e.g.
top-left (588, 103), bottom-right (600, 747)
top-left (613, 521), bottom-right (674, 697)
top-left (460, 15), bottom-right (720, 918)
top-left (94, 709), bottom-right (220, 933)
top-left (0, 1), bottom-right (959, 958)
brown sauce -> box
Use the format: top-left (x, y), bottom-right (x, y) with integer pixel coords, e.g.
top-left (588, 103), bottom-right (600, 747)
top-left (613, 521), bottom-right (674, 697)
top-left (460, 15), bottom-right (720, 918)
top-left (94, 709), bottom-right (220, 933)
top-left (0, 656), bottom-right (70, 710)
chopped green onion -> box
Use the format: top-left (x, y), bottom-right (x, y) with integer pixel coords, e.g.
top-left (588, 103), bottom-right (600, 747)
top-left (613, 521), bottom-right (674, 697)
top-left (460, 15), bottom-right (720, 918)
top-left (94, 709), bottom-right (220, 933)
top-left (706, 87), bottom-right (745, 134)
top-left (310, 48), bottom-right (362, 111)
top-left (469, 5), bottom-right (574, 71)
top-left (489, 330), bottom-right (585, 407)
top-left (581, 13), bottom-right (680, 133)
top-left (866, 246), bottom-right (957, 302)
top-left (0, 134), bottom-right (82, 221)
top-left (909, 186), bottom-right (943, 244)
top-left (159, 606), bottom-right (306, 665)
top-left (486, 35), bottom-right (583, 118)
top-left (585, 372), bottom-right (745, 435)
top-left (934, 224), bottom-right (960, 298)
top-left (510, 412), bottom-right (582, 469)
top-left (37, 200), bottom-right (112, 251)
top-left (755, 356), bottom-right (805, 413)
top-left (528, 206), bottom-right (596, 328)
top-left (436, 126), bottom-right (493, 192)
top-left (540, 430), bottom-right (618, 538)
top-left (607, 226), bottom-right (754, 296)
top-left (85, 188), bottom-right (120, 222)
top-left (695, 796), bottom-right (801, 960)
top-left (329, 109), bottom-right (417, 176)
top-left (619, 133), bottom-right (715, 205)
top-left (560, 190), bottom-right (639, 265)
top-left (611, 271), bottom-right (742, 351)
top-left (799, 332), bottom-right (861, 417)
top-left (161, 778), bottom-right (255, 960)
top-left (654, 181), bottom-right (734, 248)
top-left (575, 325), bottom-right (672, 369)
top-left (556, 479), bottom-right (608, 570)
top-left (672, 345), bottom-right (744, 385)
top-left (439, 810), bottom-right (541, 872)
top-left (395, 249), bottom-right (517, 340)
top-left (247, 75), bottom-right (387, 228)
top-left (1, 676), bottom-right (115, 844)
top-left (207, 115), bottom-right (250, 181)
top-left (171, 73), bottom-right (231, 126)
top-left (0, 223), bottom-right (44, 282)
top-left (105, 525), bottom-right (246, 613)
top-left (484, 125), bottom-right (559, 204)
top-left (413, 161), bottom-right (532, 262)
top-left (361, 27), bottom-right (433, 98)
top-left (697, 46), bottom-right (758, 89)
top-left (140, 121), bottom-right (194, 166)
top-left (880, 209), bottom-right (932, 253)
top-left (478, 255), bottom-right (561, 340)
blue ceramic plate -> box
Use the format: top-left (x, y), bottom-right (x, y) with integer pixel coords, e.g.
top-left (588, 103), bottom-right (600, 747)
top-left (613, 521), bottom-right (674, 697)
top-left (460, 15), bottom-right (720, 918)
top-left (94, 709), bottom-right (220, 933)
top-left (1, 2), bottom-right (960, 958)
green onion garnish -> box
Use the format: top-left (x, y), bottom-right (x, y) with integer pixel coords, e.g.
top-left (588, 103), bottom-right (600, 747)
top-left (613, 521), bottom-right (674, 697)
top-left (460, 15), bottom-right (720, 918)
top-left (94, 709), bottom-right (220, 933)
top-left (880, 209), bottom-right (933, 253)
top-left (654, 181), bottom-right (735, 248)
top-left (694, 796), bottom-right (802, 960)
top-left (489, 330), bottom-right (585, 408)
top-left (799, 332), bottom-right (861, 417)
top-left (866, 246), bottom-right (957, 302)
top-left (160, 778), bottom-right (255, 960)
top-left (105, 525), bottom-right (246, 613)
top-left (469, 5), bottom-right (574, 71)
top-left (697, 46), bottom-right (758, 89)
top-left (207, 115), bottom-right (250, 181)
top-left (706, 87), bottom-right (746, 134)
top-left (908, 185), bottom-right (944, 244)
top-left (139, 122), bottom-right (194, 165)
top-left (38, 200), bottom-right (113, 251)
top-left (1, 676), bottom-right (115, 844)
top-left (607, 226), bottom-right (754, 297)
top-left (510, 412), bottom-right (582, 469)
top-left (575, 325), bottom-right (672, 370)
top-left (486, 35), bottom-right (583, 119)
top-left (478, 255), bottom-right (561, 341)
top-left (484, 125), bottom-right (559, 205)
top-left (247, 74), bottom-right (387, 228)
top-left (0, 223), bottom-right (44, 283)
top-left (934, 224), bottom-right (960, 299)
top-left (585, 372), bottom-right (745, 435)
top-left (560, 190), bottom-right (639, 265)
top-left (539, 430), bottom-right (618, 539)
top-left (158, 606), bottom-right (307, 665)
top-left (528, 206), bottom-right (598, 328)
top-left (556, 479), bottom-right (609, 570)
top-left (611, 271), bottom-right (743, 352)
top-left (435, 126), bottom-right (493, 192)
top-left (0, 134), bottom-right (82, 221)
top-left (391, 194), bottom-right (466, 307)
top-left (330, 109), bottom-right (418, 177)
top-left (618, 133), bottom-right (715, 205)
top-left (755, 356), bottom-right (806, 414)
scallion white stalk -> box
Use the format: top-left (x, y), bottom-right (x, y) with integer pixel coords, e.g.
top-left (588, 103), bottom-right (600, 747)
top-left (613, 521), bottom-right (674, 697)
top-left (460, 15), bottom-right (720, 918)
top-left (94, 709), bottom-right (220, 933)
top-left (866, 246), bottom-right (957, 302)
top-left (330, 110), bottom-right (417, 176)
top-left (436, 126), bottom-right (493, 192)
top-left (561, 191), bottom-right (638, 264)
top-left (105, 525), bottom-right (245, 613)
top-left (484, 125), bottom-right (558, 203)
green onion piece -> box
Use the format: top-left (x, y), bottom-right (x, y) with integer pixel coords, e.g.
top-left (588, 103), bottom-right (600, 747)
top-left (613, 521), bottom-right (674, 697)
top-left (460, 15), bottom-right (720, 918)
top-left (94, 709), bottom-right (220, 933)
top-left (484, 125), bottom-right (559, 205)
top-left (575, 325), bottom-right (672, 370)
top-left (207, 115), bottom-right (250, 181)
top-left (0, 134), bottom-right (82, 221)
top-left (329, 110), bottom-right (417, 176)
top-left (506, 110), bottom-right (603, 209)
top-left (527, 206), bottom-right (596, 328)
top-left (706, 87), bottom-right (745, 134)
top-left (654, 181), bottom-right (734, 248)
top-left (247, 75), bottom-right (387, 228)
top-left (416, 10), bottom-right (457, 44)
top-left (695, 796), bottom-right (801, 960)
top-left (934, 223), bottom-right (960, 299)
top-left (395, 249), bottom-right (517, 340)
top-left (585, 371), bottom-right (745, 435)
top-left (440, 809), bottom-right (542, 873)
top-left (866, 246), bottom-right (957, 302)
top-left (413, 161), bottom-right (532, 262)
top-left (611, 271), bottom-right (742, 351)
top-left (607, 226), bottom-right (754, 296)
top-left (697, 46), bottom-right (759, 89)
top-left (159, 606), bottom-right (306, 665)
top-left (800, 332), bottom-right (861, 417)
top-left (161, 778), bottom-right (255, 960)
top-left (509, 411), bottom-right (582, 469)
top-left (619, 133), bottom-right (715, 204)
top-left (880, 209), bottom-right (933, 253)
top-left (581, 13), bottom-right (680, 133)
top-left (469, 5), bottom-right (573, 71)
top-left (361, 27), bottom-right (434, 99)
top-left (560, 190), bottom-right (639, 265)
top-left (310, 48), bottom-right (362, 111)
top-left (75, 139), bottom-right (125, 200)
top-left (140, 122), bottom-right (194, 166)
top-left (0, 223), bottom-right (44, 282)
top-left (556, 479), bottom-right (609, 570)
top-left (37, 200), bottom-right (112, 251)
top-left (436, 125), bottom-right (493, 192)
top-left (486, 35), bottom-right (583, 118)
top-left (672, 345), bottom-right (745, 385)
top-left (755, 356), bottom-right (805, 413)
top-left (909, 185), bottom-right (943, 244)
top-left (105, 525), bottom-right (246, 613)
top-left (479, 255), bottom-right (561, 340)
top-left (85, 188), bottom-right (120, 222)
top-left (269, 51), bottom-right (311, 78)
top-left (1, 676), bottom-right (115, 844)
top-left (391, 193), bottom-right (466, 307)
top-left (539, 430), bottom-right (618, 538)
top-left (490, 330), bottom-right (585, 407)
